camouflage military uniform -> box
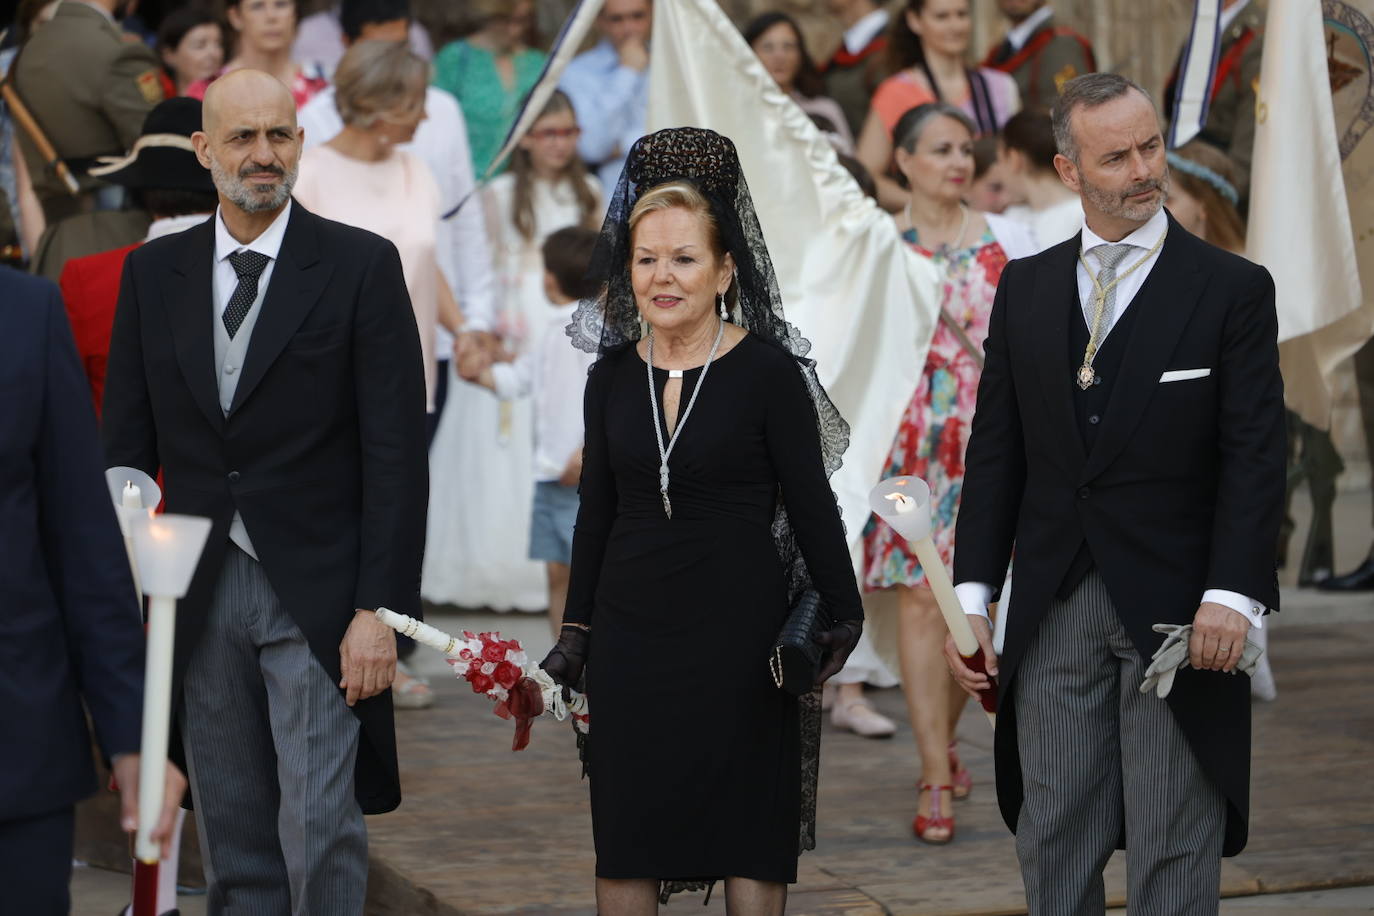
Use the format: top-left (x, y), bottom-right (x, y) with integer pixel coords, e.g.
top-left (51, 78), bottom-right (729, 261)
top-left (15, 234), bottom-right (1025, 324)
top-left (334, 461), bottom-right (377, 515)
top-left (1163, 1), bottom-right (1263, 205)
top-left (10, 1), bottom-right (161, 281)
top-left (982, 13), bottom-right (1097, 111)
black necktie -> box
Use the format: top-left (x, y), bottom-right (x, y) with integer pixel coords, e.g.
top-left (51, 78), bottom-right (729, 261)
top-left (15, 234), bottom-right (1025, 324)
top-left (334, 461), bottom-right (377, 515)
top-left (224, 250), bottom-right (270, 339)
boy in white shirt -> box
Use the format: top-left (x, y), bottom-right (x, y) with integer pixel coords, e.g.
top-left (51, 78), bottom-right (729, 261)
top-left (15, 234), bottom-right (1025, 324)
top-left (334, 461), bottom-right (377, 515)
top-left (473, 227), bottom-right (599, 630)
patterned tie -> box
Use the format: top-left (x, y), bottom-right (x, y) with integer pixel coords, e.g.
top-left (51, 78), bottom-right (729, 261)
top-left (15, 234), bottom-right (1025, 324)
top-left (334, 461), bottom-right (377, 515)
top-left (1083, 243), bottom-right (1134, 332)
top-left (223, 250), bottom-right (271, 339)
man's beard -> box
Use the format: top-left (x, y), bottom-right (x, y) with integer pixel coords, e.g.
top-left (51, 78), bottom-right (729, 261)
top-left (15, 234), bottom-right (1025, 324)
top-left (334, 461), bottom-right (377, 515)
top-left (210, 160), bottom-right (297, 213)
top-left (1080, 167), bottom-right (1170, 224)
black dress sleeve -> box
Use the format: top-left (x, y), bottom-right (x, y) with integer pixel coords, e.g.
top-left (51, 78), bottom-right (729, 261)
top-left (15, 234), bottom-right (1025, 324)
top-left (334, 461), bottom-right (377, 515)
top-left (563, 357), bottom-right (619, 627)
top-left (764, 354), bottom-right (864, 622)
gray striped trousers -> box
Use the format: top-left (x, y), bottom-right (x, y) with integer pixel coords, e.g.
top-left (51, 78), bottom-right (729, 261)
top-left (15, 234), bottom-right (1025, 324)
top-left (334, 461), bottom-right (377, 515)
top-left (180, 546), bottom-right (367, 915)
top-left (1014, 570), bottom-right (1226, 915)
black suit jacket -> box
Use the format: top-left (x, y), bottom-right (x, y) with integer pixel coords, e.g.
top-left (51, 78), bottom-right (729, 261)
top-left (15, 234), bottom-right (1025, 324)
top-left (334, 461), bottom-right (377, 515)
top-left (102, 203), bottom-right (428, 814)
top-left (1, 267), bottom-right (144, 822)
top-left (953, 213), bottom-right (1285, 855)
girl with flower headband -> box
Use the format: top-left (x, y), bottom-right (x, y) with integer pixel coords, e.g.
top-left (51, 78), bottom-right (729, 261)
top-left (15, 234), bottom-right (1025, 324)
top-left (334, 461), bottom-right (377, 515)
top-left (538, 126), bottom-right (864, 912)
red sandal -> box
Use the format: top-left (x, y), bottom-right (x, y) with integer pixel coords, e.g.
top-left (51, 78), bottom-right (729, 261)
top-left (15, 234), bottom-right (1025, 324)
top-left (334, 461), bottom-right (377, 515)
top-left (913, 784), bottom-right (955, 844)
top-left (949, 741), bottom-right (972, 799)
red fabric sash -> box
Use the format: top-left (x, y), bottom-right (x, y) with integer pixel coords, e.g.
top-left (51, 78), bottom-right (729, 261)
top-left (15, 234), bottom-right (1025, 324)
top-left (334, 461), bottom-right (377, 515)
top-left (981, 25), bottom-right (1096, 76)
top-left (823, 35), bottom-right (887, 72)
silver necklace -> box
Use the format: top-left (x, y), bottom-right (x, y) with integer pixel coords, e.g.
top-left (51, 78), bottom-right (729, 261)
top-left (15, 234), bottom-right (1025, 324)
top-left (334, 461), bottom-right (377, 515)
top-left (646, 318), bottom-right (726, 519)
top-left (904, 201), bottom-right (969, 251)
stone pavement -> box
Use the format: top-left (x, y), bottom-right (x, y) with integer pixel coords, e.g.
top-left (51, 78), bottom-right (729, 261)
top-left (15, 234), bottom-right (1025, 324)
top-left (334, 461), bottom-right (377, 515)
top-left (70, 487), bottom-right (1374, 915)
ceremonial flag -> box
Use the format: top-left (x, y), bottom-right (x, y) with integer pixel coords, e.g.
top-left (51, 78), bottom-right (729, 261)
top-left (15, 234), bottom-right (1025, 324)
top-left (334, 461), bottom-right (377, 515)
top-left (1168, 0), bottom-right (1224, 148)
top-left (645, 0), bottom-right (940, 541)
top-left (1248, 0), bottom-right (1368, 426)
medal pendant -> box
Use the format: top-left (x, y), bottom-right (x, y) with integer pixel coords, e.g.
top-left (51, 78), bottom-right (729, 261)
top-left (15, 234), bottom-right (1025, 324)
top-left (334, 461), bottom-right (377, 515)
top-left (1077, 364), bottom-right (1096, 390)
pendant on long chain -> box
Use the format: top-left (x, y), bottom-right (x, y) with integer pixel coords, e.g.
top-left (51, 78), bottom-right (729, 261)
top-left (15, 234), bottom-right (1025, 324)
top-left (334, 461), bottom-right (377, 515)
top-left (659, 464), bottom-right (672, 519)
top-left (1077, 364), bottom-right (1096, 390)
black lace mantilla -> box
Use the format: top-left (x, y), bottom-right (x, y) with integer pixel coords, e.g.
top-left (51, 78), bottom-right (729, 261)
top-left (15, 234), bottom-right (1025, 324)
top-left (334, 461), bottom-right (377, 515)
top-left (567, 127), bottom-right (850, 900)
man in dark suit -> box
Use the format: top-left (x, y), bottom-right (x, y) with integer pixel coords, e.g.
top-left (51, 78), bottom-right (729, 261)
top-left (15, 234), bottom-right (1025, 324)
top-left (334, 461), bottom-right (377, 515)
top-left (946, 73), bottom-right (1284, 912)
top-left (0, 266), bottom-right (184, 914)
top-left (102, 69), bottom-right (428, 912)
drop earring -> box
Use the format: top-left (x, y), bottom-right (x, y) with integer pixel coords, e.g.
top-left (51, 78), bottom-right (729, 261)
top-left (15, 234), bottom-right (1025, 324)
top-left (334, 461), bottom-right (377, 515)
top-left (718, 293), bottom-right (728, 321)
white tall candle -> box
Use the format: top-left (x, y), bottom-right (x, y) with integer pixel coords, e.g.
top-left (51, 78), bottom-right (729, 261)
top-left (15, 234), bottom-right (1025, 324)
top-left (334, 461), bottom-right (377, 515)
top-left (134, 594), bottom-right (176, 863)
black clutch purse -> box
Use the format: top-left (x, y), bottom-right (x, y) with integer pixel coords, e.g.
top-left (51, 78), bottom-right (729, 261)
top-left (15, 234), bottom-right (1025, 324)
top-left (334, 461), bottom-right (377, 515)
top-left (769, 589), bottom-right (833, 695)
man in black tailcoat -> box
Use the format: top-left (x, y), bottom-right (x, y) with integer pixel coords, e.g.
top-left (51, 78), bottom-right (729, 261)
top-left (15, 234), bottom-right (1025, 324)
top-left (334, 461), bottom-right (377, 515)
top-left (102, 69), bottom-right (427, 912)
top-left (947, 73), bottom-right (1284, 913)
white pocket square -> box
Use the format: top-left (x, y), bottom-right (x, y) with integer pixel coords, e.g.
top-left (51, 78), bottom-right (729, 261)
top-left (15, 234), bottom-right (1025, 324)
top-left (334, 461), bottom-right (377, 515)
top-left (1159, 368), bottom-right (1211, 383)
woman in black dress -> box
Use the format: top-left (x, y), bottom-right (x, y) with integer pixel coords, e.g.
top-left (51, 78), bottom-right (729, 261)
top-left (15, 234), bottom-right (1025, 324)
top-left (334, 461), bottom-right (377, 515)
top-left (539, 128), bottom-right (864, 914)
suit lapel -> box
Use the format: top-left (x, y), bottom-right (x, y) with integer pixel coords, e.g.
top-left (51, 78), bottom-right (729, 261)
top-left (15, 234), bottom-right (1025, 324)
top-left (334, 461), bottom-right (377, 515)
top-left (163, 220), bottom-right (224, 433)
top-left (1033, 238), bottom-right (1087, 475)
top-left (229, 204), bottom-right (333, 415)
top-left (1079, 215), bottom-right (1206, 483)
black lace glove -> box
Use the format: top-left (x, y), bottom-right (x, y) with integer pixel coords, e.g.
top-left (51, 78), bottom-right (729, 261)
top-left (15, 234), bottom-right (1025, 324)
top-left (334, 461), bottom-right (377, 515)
top-left (814, 619), bottom-right (863, 685)
top-left (539, 625), bottom-right (590, 694)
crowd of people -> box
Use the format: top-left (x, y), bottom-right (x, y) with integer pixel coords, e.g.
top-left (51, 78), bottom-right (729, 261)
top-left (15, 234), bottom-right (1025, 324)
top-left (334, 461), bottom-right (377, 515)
top-left (0, 0), bottom-right (1358, 912)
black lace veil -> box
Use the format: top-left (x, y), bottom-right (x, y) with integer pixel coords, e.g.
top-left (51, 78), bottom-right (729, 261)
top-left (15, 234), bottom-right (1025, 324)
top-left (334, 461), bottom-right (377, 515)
top-left (567, 127), bottom-right (851, 892)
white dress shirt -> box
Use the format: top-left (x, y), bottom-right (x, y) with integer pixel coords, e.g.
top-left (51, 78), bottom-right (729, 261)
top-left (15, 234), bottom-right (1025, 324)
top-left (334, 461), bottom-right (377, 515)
top-left (297, 86), bottom-right (496, 339)
top-left (842, 8), bottom-right (889, 55)
top-left (1005, 4), bottom-right (1055, 51)
top-left (488, 302), bottom-right (597, 482)
top-left (212, 202), bottom-right (293, 559)
top-left (953, 205), bottom-right (1267, 629)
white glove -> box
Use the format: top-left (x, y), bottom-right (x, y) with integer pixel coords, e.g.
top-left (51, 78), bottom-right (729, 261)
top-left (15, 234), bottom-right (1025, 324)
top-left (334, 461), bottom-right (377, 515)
top-left (1139, 623), bottom-right (1265, 699)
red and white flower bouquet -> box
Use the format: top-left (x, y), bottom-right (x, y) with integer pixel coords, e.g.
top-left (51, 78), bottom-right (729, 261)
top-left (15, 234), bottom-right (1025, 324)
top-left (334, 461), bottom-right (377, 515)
top-left (375, 608), bottom-right (589, 750)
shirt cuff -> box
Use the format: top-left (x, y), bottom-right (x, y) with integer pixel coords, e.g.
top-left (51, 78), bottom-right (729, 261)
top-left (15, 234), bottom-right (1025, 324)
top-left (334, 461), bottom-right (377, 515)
top-left (954, 582), bottom-right (994, 619)
top-left (1202, 588), bottom-right (1266, 629)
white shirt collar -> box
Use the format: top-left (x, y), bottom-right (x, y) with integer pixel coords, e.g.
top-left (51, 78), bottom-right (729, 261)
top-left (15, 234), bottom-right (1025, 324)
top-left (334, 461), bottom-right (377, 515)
top-left (1080, 205), bottom-right (1168, 257)
top-left (1006, 5), bottom-right (1054, 51)
top-left (145, 212), bottom-right (211, 243)
top-left (214, 200), bottom-right (293, 265)
top-left (843, 8), bottom-right (889, 56)
top-left (1219, 0), bottom-right (1251, 34)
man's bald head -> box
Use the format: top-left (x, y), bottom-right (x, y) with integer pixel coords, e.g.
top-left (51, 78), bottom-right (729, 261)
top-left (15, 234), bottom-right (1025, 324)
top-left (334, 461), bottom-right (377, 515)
top-left (192, 69), bottom-right (303, 218)
top-left (201, 68), bottom-right (297, 135)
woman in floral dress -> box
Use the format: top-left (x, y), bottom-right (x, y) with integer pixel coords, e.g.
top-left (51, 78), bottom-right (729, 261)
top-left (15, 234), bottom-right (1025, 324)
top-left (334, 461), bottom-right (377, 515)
top-left (861, 102), bottom-right (1020, 845)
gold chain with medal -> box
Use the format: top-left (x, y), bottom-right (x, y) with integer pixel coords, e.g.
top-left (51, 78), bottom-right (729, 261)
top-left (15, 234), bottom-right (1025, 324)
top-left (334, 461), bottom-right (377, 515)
top-left (1075, 228), bottom-right (1167, 390)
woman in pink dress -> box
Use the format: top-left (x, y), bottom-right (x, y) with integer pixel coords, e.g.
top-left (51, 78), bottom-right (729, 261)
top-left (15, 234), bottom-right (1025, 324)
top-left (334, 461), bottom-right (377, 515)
top-left (185, 0), bottom-right (328, 108)
top-left (861, 103), bottom-right (1016, 845)
top-left (856, 0), bottom-right (1019, 211)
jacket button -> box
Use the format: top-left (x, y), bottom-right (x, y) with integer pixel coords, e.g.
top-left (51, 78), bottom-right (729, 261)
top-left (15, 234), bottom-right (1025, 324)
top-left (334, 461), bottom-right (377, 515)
top-left (1077, 487), bottom-right (1091, 499)
top-left (228, 471), bottom-right (241, 482)
top-left (1088, 414), bottom-right (1101, 425)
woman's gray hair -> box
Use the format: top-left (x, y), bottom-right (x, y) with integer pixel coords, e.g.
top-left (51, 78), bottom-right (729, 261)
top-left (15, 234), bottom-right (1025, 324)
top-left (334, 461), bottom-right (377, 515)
top-left (1050, 72), bottom-right (1156, 164)
top-left (892, 101), bottom-right (977, 153)
top-left (333, 40), bottom-right (431, 129)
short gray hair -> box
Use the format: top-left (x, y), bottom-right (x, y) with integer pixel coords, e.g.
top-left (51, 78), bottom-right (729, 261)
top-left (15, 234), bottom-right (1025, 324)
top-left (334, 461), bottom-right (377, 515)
top-left (333, 40), bottom-right (431, 129)
top-left (1050, 73), bottom-right (1156, 163)
top-left (893, 101), bottom-right (977, 153)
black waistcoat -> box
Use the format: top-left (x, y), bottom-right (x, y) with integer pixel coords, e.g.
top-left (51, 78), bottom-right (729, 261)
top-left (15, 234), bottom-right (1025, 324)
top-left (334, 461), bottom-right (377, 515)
top-left (1057, 289), bottom-right (1146, 597)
